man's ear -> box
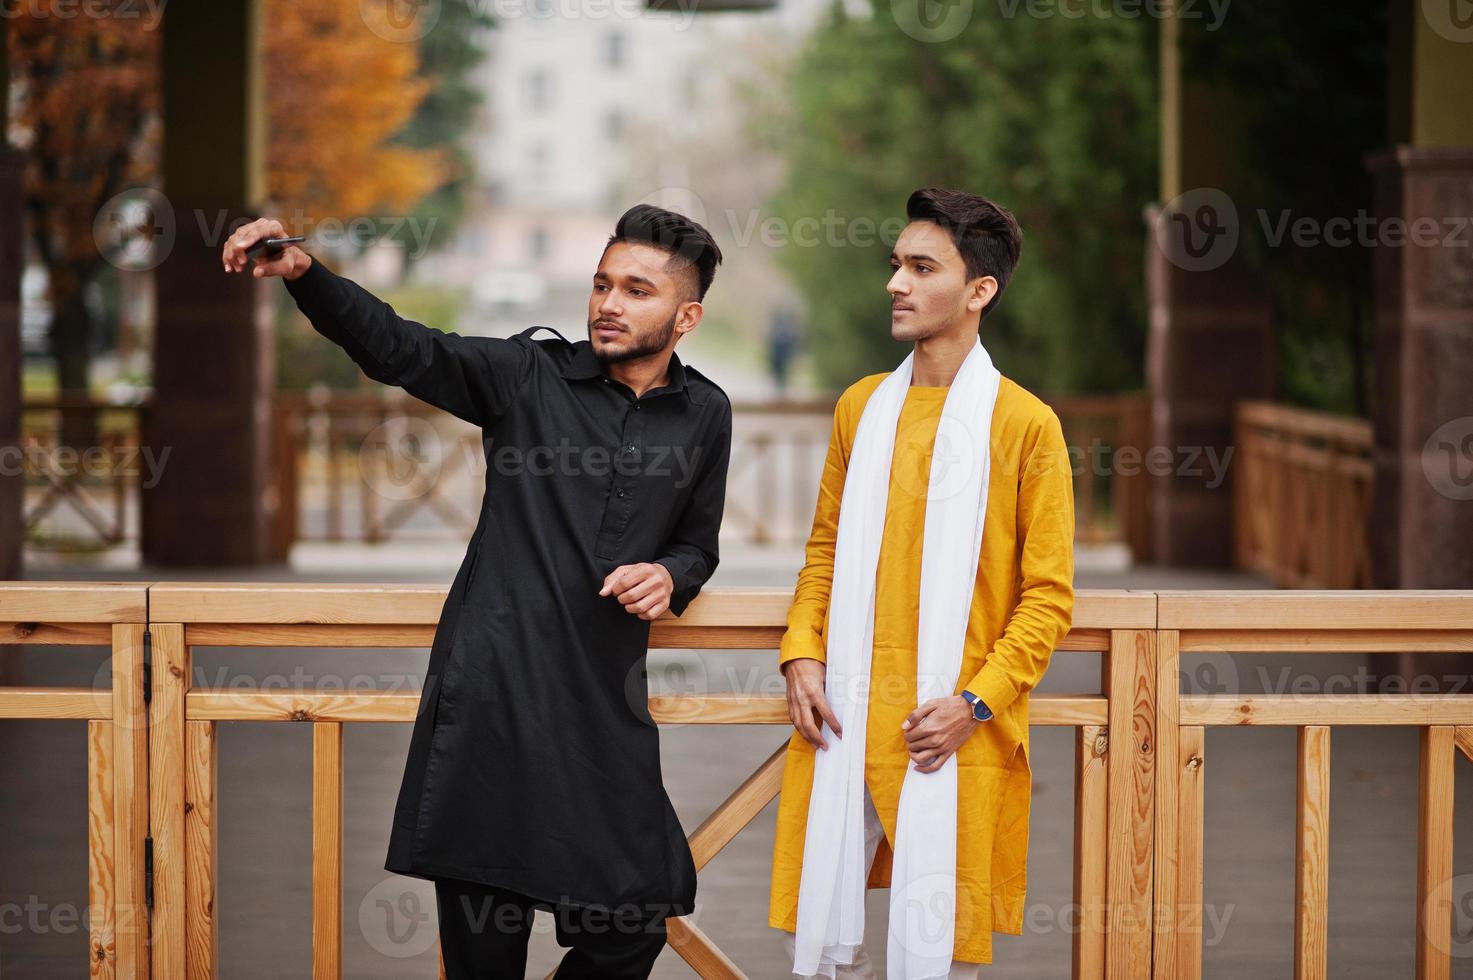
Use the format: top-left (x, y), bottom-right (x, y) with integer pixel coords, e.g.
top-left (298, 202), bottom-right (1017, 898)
top-left (677, 300), bottom-right (704, 336)
top-left (968, 276), bottom-right (999, 314)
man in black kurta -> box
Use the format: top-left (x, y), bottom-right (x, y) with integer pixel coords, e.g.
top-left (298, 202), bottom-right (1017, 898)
top-left (223, 206), bottom-right (732, 978)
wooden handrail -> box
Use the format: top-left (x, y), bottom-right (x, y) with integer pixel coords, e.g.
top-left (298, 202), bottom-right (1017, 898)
top-left (7, 583), bottom-right (1473, 979)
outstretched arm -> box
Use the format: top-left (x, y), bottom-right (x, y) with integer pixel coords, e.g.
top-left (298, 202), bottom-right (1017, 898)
top-left (223, 217), bottom-right (532, 427)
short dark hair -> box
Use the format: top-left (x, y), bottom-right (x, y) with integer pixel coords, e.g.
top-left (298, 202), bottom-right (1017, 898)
top-left (605, 204), bottom-right (723, 302)
top-left (905, 188), bottom-right (1023, 318)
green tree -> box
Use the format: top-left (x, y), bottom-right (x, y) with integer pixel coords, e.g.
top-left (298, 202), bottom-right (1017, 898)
top-left (757, 3), bottom-right (1158, 394)
top-left (380, 1), bottom-right (495, 262)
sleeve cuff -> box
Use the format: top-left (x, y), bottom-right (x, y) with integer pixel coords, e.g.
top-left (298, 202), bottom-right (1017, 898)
top-left (963, 662), bottom-right (1019, 716)
top-left (779, 628), bottom-right (826, 667)
top-left (283, 252), bottom-right (331, 297)
top-left (653, 557), bottom-right (691, 617)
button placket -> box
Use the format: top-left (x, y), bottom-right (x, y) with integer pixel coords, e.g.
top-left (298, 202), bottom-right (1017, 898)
top-left (611, 405), bottom-right (646, 532)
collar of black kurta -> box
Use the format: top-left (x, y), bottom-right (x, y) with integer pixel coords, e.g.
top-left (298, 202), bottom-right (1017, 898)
top-left (552, 330), bottom-right (707, 405)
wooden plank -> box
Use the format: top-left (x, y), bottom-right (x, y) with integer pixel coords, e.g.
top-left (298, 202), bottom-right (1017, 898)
top-left (1179, 629), bottom-right (1473, 653)
top-left (0, 686), bottom-right (112, 719)
top-left (1294, 726), bottom-right (1330, 980)
top-left (111, 624), bottom-right (150, 980)
top-left (185, 721), bottom-right (218, 980)
top-left (1105, 629), bottom-right (1154, 979)
top-left (88, 719), bottom-right (117, 980)
top-left (182, 622), bottom-right (1115, 652)
top-left (150, 583), bottom-right (1151, 631)
top-left (149, 623), bottom-right (189, 980)
top-left (184, 624), bottom-right (438, 648)
top-left (148, 583), bottom-right (453, 625)
top-left (0, 621), bottom-right (114, 645)
top-left (1073, 724), bottom-right (1108, 980)
top-left (1159, 591), bottom-right (1473, 631)
top-left (1181, 695), bottom-right (1473, 726)
top-left (666, 915), bottom-right (746, 979)
top-left (1174, 727), bottom-right (1205, 980)
top-left (688, 744), bottom-right (785, 870)
top-left (1151, 631), bottom-right (1180, 980)
top-left (0, 583), bottom-right (148, 623)
top-left (183, 690), bottom-right (1110, 727)
top-left (1416, 726), bottom-right (1455, 980)
top-left (1236, 400), bottom-right (1372, 445)
top-left (1454, 727), bottom-right (1473, 765)
top-left (313, 722), bottom-right (344, 980)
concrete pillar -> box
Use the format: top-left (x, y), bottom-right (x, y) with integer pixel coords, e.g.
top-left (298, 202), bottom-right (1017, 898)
top-left (143, 0), bottom-right (277, 565)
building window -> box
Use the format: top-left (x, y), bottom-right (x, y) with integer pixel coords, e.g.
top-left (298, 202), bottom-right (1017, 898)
top-left (605, 109), bottom-right (624, 140)
top-left (530, 226), bottom-right (550, 260)
top-left (604, 30), bottom-right (625, 68)
top-left (528, 142), bottom-right (550, 173)
top-left (525, 68), bottom-right (552, 111)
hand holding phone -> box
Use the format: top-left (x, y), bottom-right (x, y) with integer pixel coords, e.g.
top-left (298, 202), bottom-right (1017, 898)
top-left (246, 236), bottom-right (305, 257)
top-left (222, 220), bottom-right (311, 281)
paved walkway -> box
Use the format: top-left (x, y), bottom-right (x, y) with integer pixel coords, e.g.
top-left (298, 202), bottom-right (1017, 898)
top-left (3, 543), bottom-right (1470, 977)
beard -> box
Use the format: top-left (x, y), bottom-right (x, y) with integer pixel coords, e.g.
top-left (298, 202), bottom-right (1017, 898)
top-left (589, 310), bottom-right (678, 364)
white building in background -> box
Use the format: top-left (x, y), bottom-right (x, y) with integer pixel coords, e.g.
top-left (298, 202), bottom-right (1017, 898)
top-left (415, 0), bottom-right (832, 391)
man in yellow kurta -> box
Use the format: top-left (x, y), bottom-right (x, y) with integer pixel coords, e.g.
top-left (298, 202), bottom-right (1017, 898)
top-left (769, 188), bottom-right (1075, 975)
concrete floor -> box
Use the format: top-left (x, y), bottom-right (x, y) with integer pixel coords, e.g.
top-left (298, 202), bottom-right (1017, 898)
top-left (3, 543), bottom-right (1472, 978)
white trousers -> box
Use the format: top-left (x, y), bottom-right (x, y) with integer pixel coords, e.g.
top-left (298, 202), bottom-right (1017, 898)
top-left (780, 784), bottom-right (981, 979)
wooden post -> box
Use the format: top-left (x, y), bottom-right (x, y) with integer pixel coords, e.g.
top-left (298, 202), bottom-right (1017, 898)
top-left (1073, 724), bottom-right (1109, 979)
top-left (1105, 629), bottom-right (1155, 978)
top-left (1294, 725), bottom-right (1330, 980)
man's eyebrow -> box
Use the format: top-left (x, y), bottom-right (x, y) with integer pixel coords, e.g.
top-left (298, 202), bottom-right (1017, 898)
top-left (890, 252), bottom-right (944, 264)
top-left (593, 270), bottom-right (659, 289)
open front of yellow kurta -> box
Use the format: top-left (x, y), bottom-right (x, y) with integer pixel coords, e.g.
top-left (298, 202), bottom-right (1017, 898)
top-left (767, 371), bottom-right (1076, 965)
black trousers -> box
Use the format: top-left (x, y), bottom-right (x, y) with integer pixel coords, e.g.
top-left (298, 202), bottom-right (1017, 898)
top-left (433, 876), bottom-right (669, 979)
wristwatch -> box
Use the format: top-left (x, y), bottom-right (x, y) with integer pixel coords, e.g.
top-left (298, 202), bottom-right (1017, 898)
top-left (960, 690), bottom-right (993, 722)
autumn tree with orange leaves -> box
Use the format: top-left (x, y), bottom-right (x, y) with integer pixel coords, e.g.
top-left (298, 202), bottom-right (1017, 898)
top-left (6, 0), bottom-right (452, 405)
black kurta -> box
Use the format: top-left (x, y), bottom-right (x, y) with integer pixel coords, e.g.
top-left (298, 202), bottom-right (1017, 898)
top-left (285, 257), bottom-right (732, 918)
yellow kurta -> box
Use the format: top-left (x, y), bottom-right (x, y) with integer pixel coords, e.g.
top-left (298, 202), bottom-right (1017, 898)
top-left (767, 370), bottom-right (1076, 964)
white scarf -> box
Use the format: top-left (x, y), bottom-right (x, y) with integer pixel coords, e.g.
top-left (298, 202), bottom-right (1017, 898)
top-left (792, 337), bottom-right (1001, 980)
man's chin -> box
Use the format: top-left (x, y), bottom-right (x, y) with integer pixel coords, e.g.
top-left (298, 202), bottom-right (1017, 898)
top-left (891, 318), bottom-right (923, 342)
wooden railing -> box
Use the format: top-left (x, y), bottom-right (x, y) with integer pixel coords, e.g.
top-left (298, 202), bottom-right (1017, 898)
top-left (20, 397), bottom-right (152, 549)
top-left (1232, 401), bottom-right (1373, 588)
top-left (1152, 591), bottom-right (1473, 980)
top-left (0, 583), bottom-right (151, 979)
top-left (10, 586), bottom-right (1464, 978)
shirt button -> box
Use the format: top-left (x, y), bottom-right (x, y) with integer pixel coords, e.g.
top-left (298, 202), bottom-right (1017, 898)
top-left (617, 489), bottom-right (628, 498)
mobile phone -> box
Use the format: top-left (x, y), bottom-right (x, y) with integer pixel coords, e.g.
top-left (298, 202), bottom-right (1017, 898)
top-left (246, 236), bottom-right (306, 257)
